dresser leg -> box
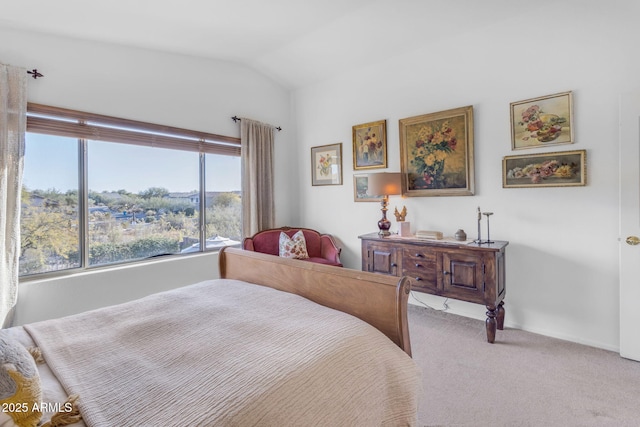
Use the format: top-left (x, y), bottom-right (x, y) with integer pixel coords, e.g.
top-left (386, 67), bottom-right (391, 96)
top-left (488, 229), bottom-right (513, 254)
top-left (485, 305), bottom-right (497, 343)
top-left (496, 301), bottom-right (505, 330)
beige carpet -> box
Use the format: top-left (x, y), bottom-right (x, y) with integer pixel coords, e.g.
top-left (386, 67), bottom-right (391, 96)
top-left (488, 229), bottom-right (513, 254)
top-left (408, 304), bottom-right (640, 427)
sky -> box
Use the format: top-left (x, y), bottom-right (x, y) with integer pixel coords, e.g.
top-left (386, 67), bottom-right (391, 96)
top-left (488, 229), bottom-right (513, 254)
top-left (23, 133), bottom-right (241, 194)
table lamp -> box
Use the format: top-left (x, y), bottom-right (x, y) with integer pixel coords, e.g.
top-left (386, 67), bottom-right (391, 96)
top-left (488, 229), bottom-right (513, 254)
top-left (367, 172), bottom-right (402, 236)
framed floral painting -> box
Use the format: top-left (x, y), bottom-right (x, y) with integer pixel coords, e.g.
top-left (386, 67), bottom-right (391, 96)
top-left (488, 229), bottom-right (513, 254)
top-left (311, 143), bottom-right (343, 186)
top-left (503, 149), bottom-right (586, 188)
top-left (352, 120), bottom-right (387, 170)
top-left (353, 174), bottom-right (383, 202)
top-left (510, 91), bottom-right (574, 150)
top-left (399, 106), bottom-right (474, 197)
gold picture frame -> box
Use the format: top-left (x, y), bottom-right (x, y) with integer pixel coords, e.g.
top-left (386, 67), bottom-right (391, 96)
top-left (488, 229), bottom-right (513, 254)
top-left (510, 91), bottom-right (574, 150)
top-left (353, 174), bottom-right (383, 202)
top-left (399, 106), bottom-right (474, 197)
top-left (311, 143), bottom-right (343, 186)
top-left (503, 149), bottom-right (586, 188)
top-left (352, 119), bottom-right (387, 170)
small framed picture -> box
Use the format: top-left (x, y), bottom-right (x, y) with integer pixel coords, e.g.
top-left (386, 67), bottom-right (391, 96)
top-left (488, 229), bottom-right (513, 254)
top-left (352, 120), bottom-right (387, 170)
top-left (503, 149), bottom-right (586, 188)
top-left (510, 91), bottom-right (574, 150)
top-left (311, 143), bottom-right (343, 186)
top-left (353, 174), bottom-right (383, 202)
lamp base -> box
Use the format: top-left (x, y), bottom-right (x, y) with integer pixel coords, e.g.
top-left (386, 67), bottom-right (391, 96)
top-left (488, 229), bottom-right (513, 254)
top-left (377, 196), bottom-right (391, 236)
top-left (378, 218), bottom-right (391, 236)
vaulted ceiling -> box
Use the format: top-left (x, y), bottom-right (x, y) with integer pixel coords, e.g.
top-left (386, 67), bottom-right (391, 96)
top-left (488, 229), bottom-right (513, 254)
top-left (1, 0), bottom-right (548, 89)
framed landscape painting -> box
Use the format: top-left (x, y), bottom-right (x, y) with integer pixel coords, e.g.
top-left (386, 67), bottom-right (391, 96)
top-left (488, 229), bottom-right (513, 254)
top-left (311, 143), bottom-right (343, 186)
top-left (399, 106), bottom-right (475, 197)
top-left (503, 149), bottom-right (586, 188)
top-left (352, 120), bottom-right (387, 170)
top-left (353, 174), bottom-right (383, 202)
top-left (510, 91), bottom-right (574, 150)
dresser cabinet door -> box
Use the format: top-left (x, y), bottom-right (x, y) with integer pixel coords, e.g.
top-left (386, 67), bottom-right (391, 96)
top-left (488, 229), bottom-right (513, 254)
top-left (363, 242), bottom-right (398, 275)
top-left (402, 248), bottom-right (438, 293)
top-left (442, 251), bottom-right (486, 304)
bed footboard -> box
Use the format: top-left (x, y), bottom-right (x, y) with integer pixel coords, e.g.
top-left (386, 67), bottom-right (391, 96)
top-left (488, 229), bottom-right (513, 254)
top-left (218, 247), bottom-right (412, 356)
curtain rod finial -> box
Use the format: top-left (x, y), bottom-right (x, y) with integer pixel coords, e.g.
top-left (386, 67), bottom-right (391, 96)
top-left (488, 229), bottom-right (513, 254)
top-left (27, 69), bottom-right (44, 79)
top-left (232, 115), bottom-right (281, 131)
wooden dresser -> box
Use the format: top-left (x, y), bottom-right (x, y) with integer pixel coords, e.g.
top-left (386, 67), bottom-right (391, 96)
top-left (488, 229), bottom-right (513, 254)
top-left (359, 233), bottom-right (508, 343)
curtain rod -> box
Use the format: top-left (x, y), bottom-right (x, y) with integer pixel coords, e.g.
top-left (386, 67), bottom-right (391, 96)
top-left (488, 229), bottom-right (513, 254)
top-left (27, 69), bottom-right (44, 79)
top-left (232, 116), bottom-right (281, 131)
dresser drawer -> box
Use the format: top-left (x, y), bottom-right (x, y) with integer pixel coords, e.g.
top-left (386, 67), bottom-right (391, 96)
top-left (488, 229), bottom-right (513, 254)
top-left (402, 259), bottom-right (438, 293)
top-left (403, 248), bottom-right (436, 263)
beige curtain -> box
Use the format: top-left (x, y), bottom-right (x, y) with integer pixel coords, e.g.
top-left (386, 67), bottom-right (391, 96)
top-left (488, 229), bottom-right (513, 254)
top-left (0, 63), bottom-right (27, 327)
top-left (241, 118), bottom-right (275, 238)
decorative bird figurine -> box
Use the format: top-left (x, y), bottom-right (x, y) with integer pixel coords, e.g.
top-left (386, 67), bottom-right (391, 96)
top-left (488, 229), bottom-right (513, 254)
top-left (394, 205), bottom-right (407, 222)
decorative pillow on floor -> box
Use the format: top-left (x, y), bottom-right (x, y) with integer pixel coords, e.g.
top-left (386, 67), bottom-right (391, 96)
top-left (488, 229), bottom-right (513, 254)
top-left (0, 337), bottom-right (42, 427)
top-left (279, 230), bottom-right (309, 259)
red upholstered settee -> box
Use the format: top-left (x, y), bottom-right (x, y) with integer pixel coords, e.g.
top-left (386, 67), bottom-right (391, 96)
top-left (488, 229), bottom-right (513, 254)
top-left (242, 226), bottom-right (342, 267)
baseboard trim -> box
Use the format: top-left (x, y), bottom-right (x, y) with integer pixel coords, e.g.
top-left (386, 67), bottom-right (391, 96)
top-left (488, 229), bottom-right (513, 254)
top-left (408, 297), bottom-right (620, 354)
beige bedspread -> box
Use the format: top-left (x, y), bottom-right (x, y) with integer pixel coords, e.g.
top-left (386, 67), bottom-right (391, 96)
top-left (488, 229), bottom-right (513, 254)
top-left (24, 279), bottom-right (421, 426)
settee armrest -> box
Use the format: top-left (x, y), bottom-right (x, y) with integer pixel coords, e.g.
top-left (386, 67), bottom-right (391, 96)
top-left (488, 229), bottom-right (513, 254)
top-left (320, 234), bottom-right (342, 265)
top-left (242, 238), bottom-right (255, 251)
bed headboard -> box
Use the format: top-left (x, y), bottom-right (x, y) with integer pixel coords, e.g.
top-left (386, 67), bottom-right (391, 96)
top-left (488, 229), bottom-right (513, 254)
top-left (218, 247), bottom-right (412, 356)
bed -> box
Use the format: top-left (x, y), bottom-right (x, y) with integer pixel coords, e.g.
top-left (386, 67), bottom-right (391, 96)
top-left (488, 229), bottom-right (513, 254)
top-left (0, 248), bottom-right (420, 427)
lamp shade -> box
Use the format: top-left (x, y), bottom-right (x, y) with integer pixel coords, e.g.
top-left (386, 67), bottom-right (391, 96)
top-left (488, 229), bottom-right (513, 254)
top-left (368, 172), bottom-right (402, 196)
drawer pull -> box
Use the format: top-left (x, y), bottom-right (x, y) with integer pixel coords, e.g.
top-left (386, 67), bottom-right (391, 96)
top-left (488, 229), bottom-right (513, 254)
top-left (414, 277), bottom-right (422, 281)
top-left (415, 263), bottom-right (423, 268)
top-left (391, 263), bottom-right (397, 267)
top-left (443, 271), bottom-right (450, 275)
top-left (415, 253), bottom-right (424, 258)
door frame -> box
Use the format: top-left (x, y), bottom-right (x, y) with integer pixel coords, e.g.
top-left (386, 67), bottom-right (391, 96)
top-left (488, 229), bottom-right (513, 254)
top-left (619, 91), bottom-right (640, 361)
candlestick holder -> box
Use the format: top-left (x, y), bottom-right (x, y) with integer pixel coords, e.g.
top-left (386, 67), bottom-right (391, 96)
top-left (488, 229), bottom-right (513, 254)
top-left (482, 212), bottom-right (494, 244)
top-left (474, 206), bottom-right (482, 243)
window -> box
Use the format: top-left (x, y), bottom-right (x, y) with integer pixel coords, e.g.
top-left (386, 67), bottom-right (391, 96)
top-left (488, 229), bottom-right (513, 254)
top-left (20, 104), bottom-right (241, 277)
top-left (20, 134), bottom-right (81, 275)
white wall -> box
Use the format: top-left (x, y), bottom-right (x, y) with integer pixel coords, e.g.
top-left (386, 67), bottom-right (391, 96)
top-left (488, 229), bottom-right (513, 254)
top-left (14, 253), bottom-right (221, 325)
top-left (292, 4), bottom-right (640, 351)
top-left (1, 27), bottom-right (294, 324)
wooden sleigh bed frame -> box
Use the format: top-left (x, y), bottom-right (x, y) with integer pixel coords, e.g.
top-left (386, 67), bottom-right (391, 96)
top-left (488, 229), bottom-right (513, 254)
top-left (219, 247), bottom-right (413, 356)
top-left (0, 247), bottom-right (418, 427)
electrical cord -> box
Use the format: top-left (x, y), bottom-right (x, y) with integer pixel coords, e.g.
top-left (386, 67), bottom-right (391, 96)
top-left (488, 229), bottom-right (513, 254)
top-left (410, 291), bottom-right (450, 311)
